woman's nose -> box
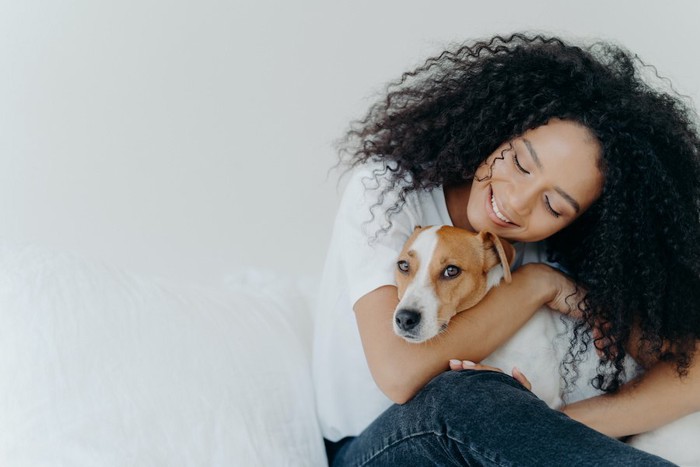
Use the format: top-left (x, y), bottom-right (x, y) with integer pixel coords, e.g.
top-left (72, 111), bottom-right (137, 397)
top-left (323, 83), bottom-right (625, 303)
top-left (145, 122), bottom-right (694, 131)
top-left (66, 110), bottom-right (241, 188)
top-left (506, 182), bottom-right (539, 216)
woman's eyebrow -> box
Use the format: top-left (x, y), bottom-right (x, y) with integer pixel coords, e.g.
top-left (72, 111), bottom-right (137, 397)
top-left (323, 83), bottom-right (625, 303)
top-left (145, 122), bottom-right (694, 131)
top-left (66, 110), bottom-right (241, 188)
top-left (522, 137), bottom-right (581, 213)
top-left (554, 187), bottom-right (581, 213)
top-left (522, 138), bottom-right (543, 169)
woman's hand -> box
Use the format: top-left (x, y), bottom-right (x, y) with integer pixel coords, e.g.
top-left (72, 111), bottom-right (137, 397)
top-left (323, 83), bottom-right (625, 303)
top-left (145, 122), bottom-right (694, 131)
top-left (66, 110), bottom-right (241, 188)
top-left (448, 359), bottom-right (532, 391)
top-left (522, 263), bottom-right (587, 318)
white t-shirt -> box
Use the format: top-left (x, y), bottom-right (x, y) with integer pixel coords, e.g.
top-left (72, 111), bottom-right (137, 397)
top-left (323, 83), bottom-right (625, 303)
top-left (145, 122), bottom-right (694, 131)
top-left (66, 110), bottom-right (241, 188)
top-left (311, 161), bottom-right (551, 441)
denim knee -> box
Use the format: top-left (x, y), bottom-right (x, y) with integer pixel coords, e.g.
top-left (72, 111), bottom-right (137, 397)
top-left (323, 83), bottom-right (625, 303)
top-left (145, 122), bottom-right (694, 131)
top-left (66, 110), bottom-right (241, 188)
top-left (333, 371), bottom-right (527, 466)
top-left (338, 370), bottom-right (540, 465)
top-left (418, 369), bottom-right (529, 406)
top-left (335, 370), bottom-right (676, 466)
top-left (398, 370), bottom-right (539, 429)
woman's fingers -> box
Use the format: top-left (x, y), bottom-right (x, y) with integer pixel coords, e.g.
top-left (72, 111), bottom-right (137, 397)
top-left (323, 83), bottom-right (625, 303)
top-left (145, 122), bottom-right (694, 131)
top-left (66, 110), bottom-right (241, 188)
top-left (448, 360), bottom-right (532, 391)
top-left (448, 359), bottom-right (465, 371)
top-left (511, 366), bottom-right (532, 391)
top-left (535, 265), bottom-right (587, 318)
top-left (592, 323), bottom-right (604, 357)
top-left (592, 319), bottom-right (615, 359)
top-left (449, 359), bottom-right (501, 372)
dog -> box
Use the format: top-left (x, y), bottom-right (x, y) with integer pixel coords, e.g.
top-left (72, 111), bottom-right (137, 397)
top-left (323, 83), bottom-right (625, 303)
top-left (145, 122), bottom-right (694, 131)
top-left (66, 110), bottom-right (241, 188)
top-left (393, 225), bottom-right (700, 465)
top-left (393, 225), bottom-right (515, 344)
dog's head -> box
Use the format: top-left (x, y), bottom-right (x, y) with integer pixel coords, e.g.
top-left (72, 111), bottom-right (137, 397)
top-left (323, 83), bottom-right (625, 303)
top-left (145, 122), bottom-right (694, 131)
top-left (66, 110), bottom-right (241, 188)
top-left (393, 225), bottom-right (515, 343)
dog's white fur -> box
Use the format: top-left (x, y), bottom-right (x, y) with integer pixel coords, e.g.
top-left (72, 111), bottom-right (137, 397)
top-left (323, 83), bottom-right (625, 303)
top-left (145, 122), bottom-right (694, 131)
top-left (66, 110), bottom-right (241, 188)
top-left (393, 226), bottom-right (443, 340)
top-left (395, 226), bottom-right (700, 465)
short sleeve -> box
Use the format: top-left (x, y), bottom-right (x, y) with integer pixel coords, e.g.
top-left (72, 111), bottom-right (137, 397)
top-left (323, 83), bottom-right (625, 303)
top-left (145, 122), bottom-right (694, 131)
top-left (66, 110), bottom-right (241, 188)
top-left (333, 164), bottom-right (416, 307)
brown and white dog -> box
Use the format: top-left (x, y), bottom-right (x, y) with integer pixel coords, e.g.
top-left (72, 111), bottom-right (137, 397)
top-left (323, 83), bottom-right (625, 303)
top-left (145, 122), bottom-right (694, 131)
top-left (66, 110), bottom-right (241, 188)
top-left (393, 225), bottom-right (515, 343)
top-left (392, 224), bottom-right (700, 465)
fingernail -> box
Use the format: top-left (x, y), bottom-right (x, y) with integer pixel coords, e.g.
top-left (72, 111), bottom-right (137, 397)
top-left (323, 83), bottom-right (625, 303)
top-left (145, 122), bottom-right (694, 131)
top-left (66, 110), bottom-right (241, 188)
top-left (449, 359), bottom-right (461, 366)
top-left (462, 360), bottom-right (476, 367)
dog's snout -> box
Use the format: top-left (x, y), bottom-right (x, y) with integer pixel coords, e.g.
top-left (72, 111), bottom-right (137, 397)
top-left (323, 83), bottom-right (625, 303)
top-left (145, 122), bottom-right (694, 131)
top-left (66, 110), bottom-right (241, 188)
top-left (395, 309), bottom-right (421, 332)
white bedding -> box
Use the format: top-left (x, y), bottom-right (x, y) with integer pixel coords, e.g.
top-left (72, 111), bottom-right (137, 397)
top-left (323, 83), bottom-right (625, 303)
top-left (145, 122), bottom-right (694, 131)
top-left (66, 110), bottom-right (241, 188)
top-left (0, 242), bottom-right (326, 466)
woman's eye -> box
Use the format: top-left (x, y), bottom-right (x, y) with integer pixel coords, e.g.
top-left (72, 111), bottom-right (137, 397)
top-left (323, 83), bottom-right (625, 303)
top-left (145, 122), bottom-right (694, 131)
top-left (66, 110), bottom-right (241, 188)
top-left (512, 153), bottom-right (530, 174)
top-left (545, 195), bottom-right (561, 218)
top-left (443, 265), bottom-right (461, 278)
top-left (397, 260), bottom-right (410, 273)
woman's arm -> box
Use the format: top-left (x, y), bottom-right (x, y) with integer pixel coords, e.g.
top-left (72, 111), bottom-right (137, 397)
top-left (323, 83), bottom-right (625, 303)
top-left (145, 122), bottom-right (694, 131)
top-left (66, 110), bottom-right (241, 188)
top-left (561, 341), bottom-right (700, 438)
top-left (354, 263), bottom-right (574, 404)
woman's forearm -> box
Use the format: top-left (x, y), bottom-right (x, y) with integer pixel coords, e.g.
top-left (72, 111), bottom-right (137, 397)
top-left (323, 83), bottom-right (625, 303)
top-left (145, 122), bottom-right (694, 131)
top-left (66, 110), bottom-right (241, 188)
top-left (561, 347), bottom-right (700, 438)
top-left (354, 263), bottom-right (553, 404)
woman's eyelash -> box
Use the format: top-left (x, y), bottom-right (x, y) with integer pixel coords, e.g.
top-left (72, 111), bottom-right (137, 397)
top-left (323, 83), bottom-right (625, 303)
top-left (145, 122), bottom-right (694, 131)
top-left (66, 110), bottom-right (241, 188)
top-left (512, 153), bottom-right (530, 174)
top-left (545, 195), bottom-right (561, 218)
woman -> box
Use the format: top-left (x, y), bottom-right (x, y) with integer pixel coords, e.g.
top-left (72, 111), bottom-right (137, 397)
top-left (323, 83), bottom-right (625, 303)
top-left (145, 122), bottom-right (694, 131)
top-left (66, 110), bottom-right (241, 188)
top-left (312, 33), bottom-right (700, 465)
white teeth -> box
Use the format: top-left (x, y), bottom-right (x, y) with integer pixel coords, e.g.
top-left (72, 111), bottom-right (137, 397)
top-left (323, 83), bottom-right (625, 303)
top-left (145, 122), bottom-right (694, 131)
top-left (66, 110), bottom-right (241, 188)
top-left (491, 192), bottom-right (512, 224)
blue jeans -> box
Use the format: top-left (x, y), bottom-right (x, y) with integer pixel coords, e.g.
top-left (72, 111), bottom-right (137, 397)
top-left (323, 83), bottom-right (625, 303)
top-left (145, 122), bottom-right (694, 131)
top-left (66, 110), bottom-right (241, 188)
top-left (331, 370), bottom-right (675, 466)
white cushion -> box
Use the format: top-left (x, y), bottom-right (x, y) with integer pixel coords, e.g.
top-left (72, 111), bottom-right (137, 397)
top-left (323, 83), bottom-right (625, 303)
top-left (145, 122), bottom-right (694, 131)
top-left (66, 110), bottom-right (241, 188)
top-left (0, 242), bottom-right (326, 466)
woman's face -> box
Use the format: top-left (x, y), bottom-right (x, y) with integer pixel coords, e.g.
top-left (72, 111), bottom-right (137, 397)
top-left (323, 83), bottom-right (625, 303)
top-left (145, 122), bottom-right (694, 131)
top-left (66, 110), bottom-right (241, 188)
top-left (466, 119), bottom-right (604, 243)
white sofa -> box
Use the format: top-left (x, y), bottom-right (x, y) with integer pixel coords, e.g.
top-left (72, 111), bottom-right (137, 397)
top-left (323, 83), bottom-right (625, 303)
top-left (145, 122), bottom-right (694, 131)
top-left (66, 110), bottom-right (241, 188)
top-left (0, 241), bottom-right (327, 466)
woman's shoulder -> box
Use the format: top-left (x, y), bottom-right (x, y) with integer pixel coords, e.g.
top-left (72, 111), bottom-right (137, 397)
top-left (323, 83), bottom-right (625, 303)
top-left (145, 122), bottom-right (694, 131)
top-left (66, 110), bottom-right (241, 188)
top-left (339, 160), bottom-right (416, 215)
top-left (342, 159), bottom-right (412, 198)
top-left (338, 160), bottom-right (450, 230)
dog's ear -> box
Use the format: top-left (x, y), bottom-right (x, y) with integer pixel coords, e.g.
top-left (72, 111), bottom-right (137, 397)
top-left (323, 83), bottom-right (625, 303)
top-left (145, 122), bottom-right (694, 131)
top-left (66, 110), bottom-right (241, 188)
top-left (478, 231), bottom-right (516, 283)
top-left (413, 225), bottom-right (422, 231)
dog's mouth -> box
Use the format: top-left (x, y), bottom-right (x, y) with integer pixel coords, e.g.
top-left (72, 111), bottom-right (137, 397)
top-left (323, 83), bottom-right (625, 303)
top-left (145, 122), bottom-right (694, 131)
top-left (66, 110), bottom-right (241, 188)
top-left (400, 333), bottom-right (421, 342)
top-left (396, 322), bottom-right (449, 343)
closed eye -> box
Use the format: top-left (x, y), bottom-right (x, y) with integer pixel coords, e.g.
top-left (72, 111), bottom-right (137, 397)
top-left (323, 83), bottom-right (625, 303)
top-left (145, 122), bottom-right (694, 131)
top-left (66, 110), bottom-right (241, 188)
top-left (512, 142), bottom-right (563, 219)
top-left (512, 152), bottom-right (530, 175)
top-left (545, 195), bottom-right (561, 218)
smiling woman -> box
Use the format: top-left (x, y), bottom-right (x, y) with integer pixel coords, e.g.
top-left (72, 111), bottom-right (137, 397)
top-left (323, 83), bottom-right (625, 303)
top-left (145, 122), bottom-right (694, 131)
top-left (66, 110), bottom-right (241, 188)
top-left (313, 32), bottom-right (700, 465)
top-left (461, 118), bottom-right (604, 242)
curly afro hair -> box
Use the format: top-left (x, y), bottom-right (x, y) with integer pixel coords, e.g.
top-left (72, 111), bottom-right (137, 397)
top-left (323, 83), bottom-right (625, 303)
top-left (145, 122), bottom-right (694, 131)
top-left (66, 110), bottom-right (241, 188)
top-left (338, 33), bottom-right (700, 392)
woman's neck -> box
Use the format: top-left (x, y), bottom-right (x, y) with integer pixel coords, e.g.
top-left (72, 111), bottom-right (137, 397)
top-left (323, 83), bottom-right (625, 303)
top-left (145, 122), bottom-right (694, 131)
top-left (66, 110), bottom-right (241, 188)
top-left (444, 182), bottom-right (474, 231)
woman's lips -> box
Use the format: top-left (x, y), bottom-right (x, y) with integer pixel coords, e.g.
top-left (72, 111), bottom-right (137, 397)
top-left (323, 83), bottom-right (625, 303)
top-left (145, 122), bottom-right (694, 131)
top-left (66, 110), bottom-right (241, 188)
top-left (485, 186), bottom-right (518, 228)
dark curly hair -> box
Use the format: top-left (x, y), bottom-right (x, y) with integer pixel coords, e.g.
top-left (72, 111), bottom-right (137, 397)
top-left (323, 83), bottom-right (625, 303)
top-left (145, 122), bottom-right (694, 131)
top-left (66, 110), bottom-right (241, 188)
top-left (338, 33), bottom-right (700, 392)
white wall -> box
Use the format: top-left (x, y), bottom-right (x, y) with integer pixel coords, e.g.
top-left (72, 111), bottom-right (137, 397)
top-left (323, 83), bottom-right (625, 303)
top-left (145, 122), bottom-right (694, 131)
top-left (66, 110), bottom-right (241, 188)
top-left (1, 0), bottom-right (698, 285)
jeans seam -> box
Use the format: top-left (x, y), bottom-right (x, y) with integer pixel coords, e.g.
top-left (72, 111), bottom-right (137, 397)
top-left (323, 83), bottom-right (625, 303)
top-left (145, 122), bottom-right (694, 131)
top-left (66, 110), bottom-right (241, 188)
top-left (445, 432), bottom-right (514, 467)
top-left (358, 430), bottom-right (434, 466)
top-left (358, 430), bottom-right (513, 467)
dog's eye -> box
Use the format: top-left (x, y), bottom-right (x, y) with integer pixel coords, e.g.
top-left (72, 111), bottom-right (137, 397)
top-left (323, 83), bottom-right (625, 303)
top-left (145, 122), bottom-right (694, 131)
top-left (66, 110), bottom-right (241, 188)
top-left (397, 260), bottom-right (410, 274)
top-left (443, 265), bottom-right (461, 278)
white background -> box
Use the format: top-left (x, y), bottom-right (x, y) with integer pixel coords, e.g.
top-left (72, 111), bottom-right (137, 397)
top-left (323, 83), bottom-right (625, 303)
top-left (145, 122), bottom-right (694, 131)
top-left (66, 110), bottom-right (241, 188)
top-left (1, 0), bottom-right (698, 285)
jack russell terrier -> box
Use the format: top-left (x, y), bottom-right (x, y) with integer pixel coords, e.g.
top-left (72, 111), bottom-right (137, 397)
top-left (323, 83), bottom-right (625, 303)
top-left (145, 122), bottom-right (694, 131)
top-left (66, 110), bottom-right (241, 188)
top-left (393, 225), bottom-right (699, 466)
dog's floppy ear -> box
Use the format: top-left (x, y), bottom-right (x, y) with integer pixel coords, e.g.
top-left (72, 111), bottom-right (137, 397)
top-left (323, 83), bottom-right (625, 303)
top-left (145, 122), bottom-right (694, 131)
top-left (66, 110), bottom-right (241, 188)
top-left (478, 231), bottom-right (516, 283)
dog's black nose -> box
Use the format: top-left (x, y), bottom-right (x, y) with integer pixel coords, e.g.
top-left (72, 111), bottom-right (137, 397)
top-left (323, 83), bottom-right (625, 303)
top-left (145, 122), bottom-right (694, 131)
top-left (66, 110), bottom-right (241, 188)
top-left (395, 309), bottom-right (421, 332)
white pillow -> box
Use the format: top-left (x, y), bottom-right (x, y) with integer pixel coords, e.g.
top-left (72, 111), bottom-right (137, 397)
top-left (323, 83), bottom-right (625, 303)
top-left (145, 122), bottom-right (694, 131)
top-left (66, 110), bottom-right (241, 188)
top-left (0, 242), bottom-right (326, 466)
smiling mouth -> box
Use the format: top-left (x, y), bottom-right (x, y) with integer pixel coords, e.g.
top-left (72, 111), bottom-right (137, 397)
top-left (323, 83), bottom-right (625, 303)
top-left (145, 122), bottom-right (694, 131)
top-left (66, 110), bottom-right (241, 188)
top-left (489, 187), bottom-right (518, 226)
